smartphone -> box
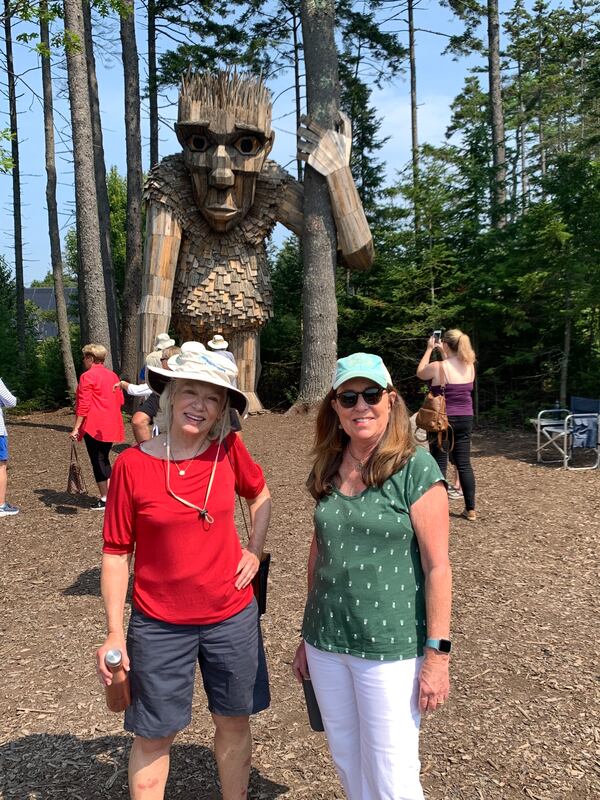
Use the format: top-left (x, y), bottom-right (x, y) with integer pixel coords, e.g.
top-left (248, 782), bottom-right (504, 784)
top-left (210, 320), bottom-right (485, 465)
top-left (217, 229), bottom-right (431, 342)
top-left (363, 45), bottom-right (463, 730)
top-left (433, 330), bottom-right (442, 343)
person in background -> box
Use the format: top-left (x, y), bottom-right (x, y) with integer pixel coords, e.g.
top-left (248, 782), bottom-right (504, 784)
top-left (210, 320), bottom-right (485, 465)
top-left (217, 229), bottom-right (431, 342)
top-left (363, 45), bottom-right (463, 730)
top-left (417, 328), bottom-right (477, 521)
top-left (115, 351), bottom-right (162, 399)
top-left (207, 335), bottom-right (242, 433)
top-left (0, 377), bottom-right (19, 517)
top-left (130, 347), bottom-right (180, 443)
top-left (97, 344), bottom-right (271, 800)
top-left (293, 352), bottom-right (451, 800)
top-left (69, 344), bottom-right (125, 510)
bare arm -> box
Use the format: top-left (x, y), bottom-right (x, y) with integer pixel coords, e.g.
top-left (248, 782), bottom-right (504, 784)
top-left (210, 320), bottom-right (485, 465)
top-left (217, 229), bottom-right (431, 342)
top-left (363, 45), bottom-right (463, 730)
top-left (416, 337), bottom-right (443, 381)
top-left (138, 201), bottom-right (182, 356)
top-left (235, 484), bottom-right (272, 590)
top-left (131, 411), bottom-right (153, 444)
top-left (292, 531), bottom-right (318, 682)
top-left (410, 482), bottom-right (452, 713)
top-left (96, 552), bottom-right (132, 685)
top-left (298, 113), bottom-right (373, 271)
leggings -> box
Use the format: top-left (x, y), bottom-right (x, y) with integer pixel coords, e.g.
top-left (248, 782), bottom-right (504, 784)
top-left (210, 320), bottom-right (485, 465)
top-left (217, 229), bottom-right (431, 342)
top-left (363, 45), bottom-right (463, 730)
top-left (83, 433), bottom-right (113, 483)
top-left (428, 415), bottom-right (476, 511)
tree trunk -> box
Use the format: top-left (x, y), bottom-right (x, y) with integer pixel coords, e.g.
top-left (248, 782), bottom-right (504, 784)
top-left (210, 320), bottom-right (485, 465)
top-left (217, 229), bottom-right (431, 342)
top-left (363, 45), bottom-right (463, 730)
top-left (294, 0), bottom-right (340, 406)
top-left (3, 0), bottom-right (25, 356)
top-left (292, 8), bottom-right (303, 182)
top-left (82, 0), bottom-right (120, 369)
top-left (148, 0), bottom-right (159, 167)
top-left (560, 294), bottom-right (571, 408)
top-left (119, 0), bottom-right (144, 381)
top-left (487, 0), bottom-right (507, 228)
top-left (63, 0), bottom-right (112, 365)
top-left (408, 0), bottom-right (420, 239)
top-left (536, 16), bottom-right (546, 186)
top-left (40, 1), bottom-right (78, 399)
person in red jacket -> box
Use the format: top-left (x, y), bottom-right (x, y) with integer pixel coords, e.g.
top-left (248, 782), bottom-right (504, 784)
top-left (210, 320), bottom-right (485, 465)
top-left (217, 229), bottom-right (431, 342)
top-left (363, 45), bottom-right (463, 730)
top-left (69, 343), bottom-right (125, 510)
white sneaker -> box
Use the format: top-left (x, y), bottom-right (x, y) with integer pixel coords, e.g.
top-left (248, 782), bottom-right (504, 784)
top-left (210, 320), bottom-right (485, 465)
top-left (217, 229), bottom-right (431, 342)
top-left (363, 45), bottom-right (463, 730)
top-left (0, 502), bottom-right (20, 517)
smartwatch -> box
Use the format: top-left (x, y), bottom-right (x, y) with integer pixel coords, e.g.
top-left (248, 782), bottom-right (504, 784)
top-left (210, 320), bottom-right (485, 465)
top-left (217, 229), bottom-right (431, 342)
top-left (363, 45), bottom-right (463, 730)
top-left (425, 638), bottom-right (452, 654)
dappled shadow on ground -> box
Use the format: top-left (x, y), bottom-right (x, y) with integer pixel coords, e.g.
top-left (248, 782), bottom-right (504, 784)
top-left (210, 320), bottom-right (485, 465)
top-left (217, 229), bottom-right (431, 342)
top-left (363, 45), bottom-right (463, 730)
top-left (0, 733), bottom-right (289, 799)
top-left (62, 568), bottom-right (133, 601)
top-left (8, 419), bottom-right (72, 434)
top-left (34, 488), bottom-right (93, 514)
top-left (62, 566), bottom-right (102, 597)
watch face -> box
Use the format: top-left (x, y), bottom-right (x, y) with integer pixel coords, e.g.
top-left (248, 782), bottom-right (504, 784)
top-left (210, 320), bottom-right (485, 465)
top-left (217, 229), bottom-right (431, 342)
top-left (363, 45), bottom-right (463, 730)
top-left (439, 639), bottom-right (452, 654)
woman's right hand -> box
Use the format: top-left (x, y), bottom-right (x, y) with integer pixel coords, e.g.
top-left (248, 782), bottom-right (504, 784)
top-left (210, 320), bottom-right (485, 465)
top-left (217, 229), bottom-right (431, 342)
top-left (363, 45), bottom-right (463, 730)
top-left (292, 640), bottom-right (309, 683)
top-left (96, 633), bottom-right (129, 686)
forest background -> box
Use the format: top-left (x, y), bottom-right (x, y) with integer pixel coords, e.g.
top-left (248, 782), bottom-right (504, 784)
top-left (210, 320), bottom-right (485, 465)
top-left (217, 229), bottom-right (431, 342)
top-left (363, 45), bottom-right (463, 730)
top-left (1, 0), bottom-right (599, 422)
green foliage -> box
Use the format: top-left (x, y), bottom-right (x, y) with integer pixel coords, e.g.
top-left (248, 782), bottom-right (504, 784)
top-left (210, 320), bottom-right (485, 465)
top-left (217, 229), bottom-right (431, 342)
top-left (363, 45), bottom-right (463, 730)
top-left (0, 129), bottom-right (14, 173)
top-left (63, 165), bottom-right (128, 300)
top-left (0, 255), bottom-right (78, 408)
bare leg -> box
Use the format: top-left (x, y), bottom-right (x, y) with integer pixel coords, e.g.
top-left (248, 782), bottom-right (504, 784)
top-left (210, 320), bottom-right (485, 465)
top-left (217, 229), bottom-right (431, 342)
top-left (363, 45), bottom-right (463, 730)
top-left (97, 478), bottom-right (109, 498)
top-left (129, 734), bottom-right (176, 800)
top-left (211, 714), bottom-right (252, 800)
top-left (0, 462), bottom-right (7, 504)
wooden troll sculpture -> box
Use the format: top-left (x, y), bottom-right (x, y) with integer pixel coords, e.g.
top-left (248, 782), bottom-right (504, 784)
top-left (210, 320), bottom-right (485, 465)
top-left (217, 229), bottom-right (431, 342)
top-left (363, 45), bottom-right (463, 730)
top-left (139, 70), bottom-right (373, 411)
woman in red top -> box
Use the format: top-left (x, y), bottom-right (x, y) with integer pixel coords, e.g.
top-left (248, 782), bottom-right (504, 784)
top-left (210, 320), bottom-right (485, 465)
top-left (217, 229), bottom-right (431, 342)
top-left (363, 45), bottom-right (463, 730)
top-left (96, 344), bottom-right (271, 800)
top-left (69, 343), bottom-right (124, 510)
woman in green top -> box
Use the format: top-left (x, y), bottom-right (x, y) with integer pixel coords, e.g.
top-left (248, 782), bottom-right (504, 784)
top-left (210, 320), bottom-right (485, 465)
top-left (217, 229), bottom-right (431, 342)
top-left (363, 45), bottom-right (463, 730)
top-left (292, 353), bottom-right (451, 800)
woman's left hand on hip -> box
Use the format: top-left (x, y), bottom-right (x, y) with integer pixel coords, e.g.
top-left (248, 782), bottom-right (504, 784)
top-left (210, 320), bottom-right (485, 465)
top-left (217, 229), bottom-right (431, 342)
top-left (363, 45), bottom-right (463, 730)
top-left (235, 548), bottom-right (260, 590)
top-left (418, 654), bottom-right (450, 713)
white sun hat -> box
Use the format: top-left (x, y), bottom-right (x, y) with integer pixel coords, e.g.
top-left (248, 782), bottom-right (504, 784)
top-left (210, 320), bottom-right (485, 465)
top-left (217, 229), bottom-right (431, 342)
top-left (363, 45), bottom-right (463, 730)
top-left (153, 332), bottom-right (176, 351)
top-left (147, 343), bottom-right (247, 415)
top-left (207, 334), bottom-right (229, 350)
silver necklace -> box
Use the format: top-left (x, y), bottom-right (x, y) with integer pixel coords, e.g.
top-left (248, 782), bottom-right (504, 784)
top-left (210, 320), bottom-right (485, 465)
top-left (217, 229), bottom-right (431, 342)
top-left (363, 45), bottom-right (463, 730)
top-left (347, 445), bottom-right (373, 471)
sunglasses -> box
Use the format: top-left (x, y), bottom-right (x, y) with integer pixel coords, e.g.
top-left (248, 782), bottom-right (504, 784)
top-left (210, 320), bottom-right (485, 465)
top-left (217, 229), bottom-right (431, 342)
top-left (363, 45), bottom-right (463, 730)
top-left (335, 386), bottom-right (388, 408)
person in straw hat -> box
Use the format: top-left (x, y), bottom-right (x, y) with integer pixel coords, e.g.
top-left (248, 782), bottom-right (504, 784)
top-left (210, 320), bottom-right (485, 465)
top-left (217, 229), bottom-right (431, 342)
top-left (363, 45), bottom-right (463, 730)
top-left (97, 343), bottom-right (271, 800)
top-left (153, 332), bottom-right (176, 351)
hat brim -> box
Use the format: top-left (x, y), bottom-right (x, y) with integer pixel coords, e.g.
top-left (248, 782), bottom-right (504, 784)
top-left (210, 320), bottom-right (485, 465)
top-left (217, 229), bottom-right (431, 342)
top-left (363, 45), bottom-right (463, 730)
top-left (332, 369), bottom-right (390, 391)
top-left (208, 341), bottom-right (228, 349)
top-left (147, 366), bottom-right (248, 416)
top-left (155, 338), bottom-right (176, 350)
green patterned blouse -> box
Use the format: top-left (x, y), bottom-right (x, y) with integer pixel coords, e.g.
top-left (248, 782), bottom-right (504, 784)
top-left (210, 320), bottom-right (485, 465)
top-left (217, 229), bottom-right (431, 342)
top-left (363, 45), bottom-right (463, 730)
top-left (302, 447), bottom-right (444, 661)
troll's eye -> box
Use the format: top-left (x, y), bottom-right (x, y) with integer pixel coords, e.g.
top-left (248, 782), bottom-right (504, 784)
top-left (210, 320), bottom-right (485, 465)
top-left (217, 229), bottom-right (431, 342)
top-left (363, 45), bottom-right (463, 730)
top-left (188, 134), bottom-right (209, 152)
top-left (233, 135), bottom-right (263, 156)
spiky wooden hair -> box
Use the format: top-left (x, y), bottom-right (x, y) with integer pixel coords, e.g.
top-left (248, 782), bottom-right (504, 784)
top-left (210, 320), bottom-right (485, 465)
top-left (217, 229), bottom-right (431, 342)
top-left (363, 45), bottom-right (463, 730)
top-left (178, 69), bottom-right (272, 133)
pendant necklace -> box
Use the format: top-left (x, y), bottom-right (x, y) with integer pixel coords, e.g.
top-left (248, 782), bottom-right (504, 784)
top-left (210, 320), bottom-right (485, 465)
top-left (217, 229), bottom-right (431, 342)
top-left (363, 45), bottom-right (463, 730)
top-left (347, 445), bottom-right (373, 471)
top-left (169, 440), bottom-right (206, 476)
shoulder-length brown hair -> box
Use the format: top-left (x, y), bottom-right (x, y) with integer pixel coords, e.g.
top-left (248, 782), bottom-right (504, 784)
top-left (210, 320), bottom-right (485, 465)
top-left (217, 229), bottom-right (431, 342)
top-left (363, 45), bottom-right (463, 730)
top-left (307, 386), bottom-right (416, 501)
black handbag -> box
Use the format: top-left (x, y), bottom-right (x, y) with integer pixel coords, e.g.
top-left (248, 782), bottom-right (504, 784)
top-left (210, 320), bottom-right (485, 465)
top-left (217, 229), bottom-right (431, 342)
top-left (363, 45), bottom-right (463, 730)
top-left (67, 443), bottom-right (87, 495)
top-left (224, 438), bottom-right (271, 616)
top-left (251, 552), bottom-right (271, 616)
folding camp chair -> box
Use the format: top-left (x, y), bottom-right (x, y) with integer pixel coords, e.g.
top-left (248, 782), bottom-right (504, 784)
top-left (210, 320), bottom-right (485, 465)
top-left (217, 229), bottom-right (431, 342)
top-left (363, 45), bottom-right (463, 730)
top-left (532, 396), bottom-right (600, 470)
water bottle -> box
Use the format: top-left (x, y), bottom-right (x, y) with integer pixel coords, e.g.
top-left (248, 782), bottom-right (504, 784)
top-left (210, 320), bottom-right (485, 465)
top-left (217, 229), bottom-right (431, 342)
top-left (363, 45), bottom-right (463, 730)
top-left (302, 678), bottom-right (324, 732)
top-left (104, 649), bottom-right (131, 712)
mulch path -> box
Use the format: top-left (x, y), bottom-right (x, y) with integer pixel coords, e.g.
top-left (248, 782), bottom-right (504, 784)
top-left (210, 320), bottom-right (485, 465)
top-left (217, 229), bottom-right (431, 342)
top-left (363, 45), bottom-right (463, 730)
top-left (0, 410), bottom-right (598, 799)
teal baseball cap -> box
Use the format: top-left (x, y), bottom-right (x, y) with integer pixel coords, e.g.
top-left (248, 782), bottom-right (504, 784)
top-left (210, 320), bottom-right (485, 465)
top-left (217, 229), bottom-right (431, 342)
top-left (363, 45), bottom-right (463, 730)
top-left (332, 353), bottom-right (392, 391)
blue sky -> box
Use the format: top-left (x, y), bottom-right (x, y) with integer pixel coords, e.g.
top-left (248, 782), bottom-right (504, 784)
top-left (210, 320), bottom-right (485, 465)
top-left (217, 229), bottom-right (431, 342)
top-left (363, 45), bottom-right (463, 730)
top-left (0, 0), bottom-right (482, 285)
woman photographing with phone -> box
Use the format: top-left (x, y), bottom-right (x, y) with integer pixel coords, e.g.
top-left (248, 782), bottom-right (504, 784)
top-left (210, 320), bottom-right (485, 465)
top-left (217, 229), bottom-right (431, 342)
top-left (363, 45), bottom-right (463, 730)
top-left (417, 329), bottom-right (477, 521)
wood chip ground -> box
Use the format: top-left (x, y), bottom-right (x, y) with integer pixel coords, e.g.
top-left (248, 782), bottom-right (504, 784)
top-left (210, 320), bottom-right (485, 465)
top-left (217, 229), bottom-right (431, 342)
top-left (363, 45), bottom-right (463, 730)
top-left (1, 411), bottom-right (598, 798)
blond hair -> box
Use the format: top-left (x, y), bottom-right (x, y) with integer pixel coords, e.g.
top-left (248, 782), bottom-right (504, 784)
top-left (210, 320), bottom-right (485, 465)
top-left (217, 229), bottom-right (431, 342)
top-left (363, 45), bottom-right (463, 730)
top-left (307, 387), bottom-right (416, 501)
top-left (144, 351), bottom-right (163, 369)
top-left (160, 345), bottom-right (181, 361)
top-left (155, 379), bottom-right (231, 442)
top-left (82, 343), bottom-right (107, 363)
top-left (443, 329), bottom-right (476, 365)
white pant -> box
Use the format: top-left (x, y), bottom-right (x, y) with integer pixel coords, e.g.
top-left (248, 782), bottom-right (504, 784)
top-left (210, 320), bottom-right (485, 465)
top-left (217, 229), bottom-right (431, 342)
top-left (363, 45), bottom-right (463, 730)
top-left (305, 643), bottom-right (424, 800)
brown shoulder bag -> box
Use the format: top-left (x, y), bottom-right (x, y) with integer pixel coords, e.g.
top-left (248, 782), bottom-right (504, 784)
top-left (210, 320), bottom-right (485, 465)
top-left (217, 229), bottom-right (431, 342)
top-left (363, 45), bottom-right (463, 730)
top-left (415, 363), bottom-right (450, 446)
top-left (67, 442), bottom-right (87, 495)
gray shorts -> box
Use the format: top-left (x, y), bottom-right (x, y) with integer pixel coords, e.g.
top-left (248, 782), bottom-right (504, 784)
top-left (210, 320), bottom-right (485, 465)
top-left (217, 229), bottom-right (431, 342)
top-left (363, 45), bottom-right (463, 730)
top-left (124, 598), bottom-right (270, 739)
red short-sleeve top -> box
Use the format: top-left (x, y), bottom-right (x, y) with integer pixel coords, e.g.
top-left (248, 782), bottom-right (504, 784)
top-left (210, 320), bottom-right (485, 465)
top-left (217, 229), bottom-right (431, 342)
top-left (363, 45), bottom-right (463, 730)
top-left (102, 432), bottom-right (266, 625)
